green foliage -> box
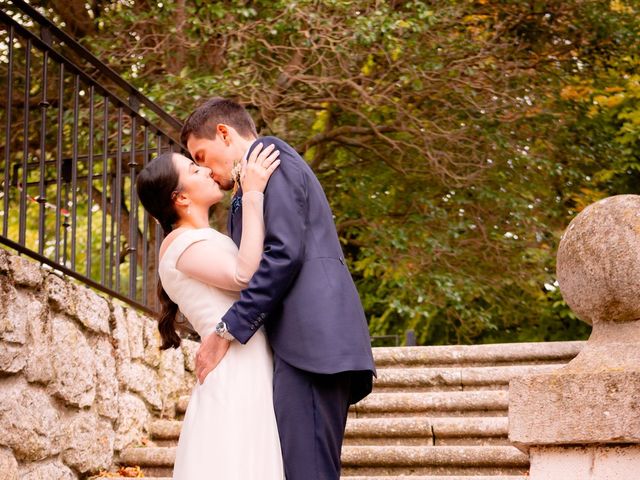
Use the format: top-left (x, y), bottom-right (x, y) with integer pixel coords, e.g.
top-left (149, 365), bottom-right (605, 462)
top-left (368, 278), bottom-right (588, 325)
top-left (36, 0), bottom-right (640, 345)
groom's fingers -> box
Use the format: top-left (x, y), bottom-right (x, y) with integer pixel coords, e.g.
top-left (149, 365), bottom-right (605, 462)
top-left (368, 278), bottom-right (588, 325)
top-left (197, 365), bottom-right (208, 384)
top-left (196, 358), bottom-right (213, 383)
top-left (194, 333), bottom-right (231, 384)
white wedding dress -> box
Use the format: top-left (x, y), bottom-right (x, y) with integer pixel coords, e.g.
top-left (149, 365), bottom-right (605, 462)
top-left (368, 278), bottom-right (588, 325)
top-left (158, 191), bottom-right (284, 480)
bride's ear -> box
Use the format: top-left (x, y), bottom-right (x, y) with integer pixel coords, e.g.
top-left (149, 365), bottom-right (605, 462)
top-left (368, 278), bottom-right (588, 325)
top-left (173, 191), bottom-right (191, 209)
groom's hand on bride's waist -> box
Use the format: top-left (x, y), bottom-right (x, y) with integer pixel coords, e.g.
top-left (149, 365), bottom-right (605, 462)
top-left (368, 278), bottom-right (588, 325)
top-left (195, 333), bottom-right (231, 384)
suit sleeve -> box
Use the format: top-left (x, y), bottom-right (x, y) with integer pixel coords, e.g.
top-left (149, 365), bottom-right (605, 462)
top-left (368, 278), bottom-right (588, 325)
top-left (221, 138), bottom-right (307, 343)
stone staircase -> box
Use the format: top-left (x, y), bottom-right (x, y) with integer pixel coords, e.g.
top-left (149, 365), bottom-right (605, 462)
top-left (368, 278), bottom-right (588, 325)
top-left (116, 341), bottom-right (583, 479)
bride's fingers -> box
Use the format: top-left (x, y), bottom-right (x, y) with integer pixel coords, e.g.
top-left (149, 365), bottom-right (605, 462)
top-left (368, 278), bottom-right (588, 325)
top-left (265, 159), bottom-right (281, 175)
top-left (240, 154), bottom-right (248, 179)
top-left (247, 143), bottom-right (264, 164)
top-left (260, 150), bottom-right (280, 168)
top-left (255, 143), bottom-right (276, 165)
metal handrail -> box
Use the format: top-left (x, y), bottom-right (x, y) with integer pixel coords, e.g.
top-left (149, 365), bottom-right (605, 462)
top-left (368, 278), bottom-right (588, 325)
top-left (0, 2), bottom-right (183, 314)
top-left (0, 5), bottom-right (413, 342)
top-left (3, 0), bottom-right (183, 133)
top-left (0, 10), bottom-right (175, 139)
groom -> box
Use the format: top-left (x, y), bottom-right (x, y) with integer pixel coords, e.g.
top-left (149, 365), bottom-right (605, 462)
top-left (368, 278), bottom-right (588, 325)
top-left (181, 97), bottom-right (375, 479)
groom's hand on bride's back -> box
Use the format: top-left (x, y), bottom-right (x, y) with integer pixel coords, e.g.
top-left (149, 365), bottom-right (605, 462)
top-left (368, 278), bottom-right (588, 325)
top-left (195, 333), bottom-right (231, 384)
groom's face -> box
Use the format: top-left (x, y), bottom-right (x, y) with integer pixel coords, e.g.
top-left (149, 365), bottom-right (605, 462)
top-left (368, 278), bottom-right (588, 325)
top-left (187, 134), bottom-right (236, 191)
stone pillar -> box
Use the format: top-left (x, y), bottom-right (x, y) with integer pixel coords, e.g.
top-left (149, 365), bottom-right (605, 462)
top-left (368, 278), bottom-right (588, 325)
top-left (508, 194), bottom-right (640, 480)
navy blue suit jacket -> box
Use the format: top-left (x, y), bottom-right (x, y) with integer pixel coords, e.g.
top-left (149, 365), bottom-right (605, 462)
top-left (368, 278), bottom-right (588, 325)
top-left (221, 136), bottom-right (375, 382)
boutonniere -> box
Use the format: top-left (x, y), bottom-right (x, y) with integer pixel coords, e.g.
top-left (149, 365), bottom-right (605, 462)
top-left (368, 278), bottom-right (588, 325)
top-left (231, 195), bottom-right (242, 215)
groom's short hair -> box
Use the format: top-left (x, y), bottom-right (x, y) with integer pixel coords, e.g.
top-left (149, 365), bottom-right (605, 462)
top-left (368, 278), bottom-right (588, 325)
top-left (180, 97), bottom-right (258, 146)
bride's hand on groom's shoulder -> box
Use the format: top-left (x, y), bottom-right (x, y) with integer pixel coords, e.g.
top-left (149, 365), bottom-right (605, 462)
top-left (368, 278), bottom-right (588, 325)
top-left (195, 333), bottom-right (231, 384)
top-left (241, 142), bottom-right (281, 193)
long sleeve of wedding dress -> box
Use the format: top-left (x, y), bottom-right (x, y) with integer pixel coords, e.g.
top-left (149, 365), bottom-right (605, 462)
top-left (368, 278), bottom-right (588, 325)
top-left (175, 190), bottom-right (265, 290)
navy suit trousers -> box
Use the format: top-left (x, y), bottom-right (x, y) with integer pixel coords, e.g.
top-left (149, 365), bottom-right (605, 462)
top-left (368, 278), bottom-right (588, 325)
top-left (273, 355), bottom-right (352, 480)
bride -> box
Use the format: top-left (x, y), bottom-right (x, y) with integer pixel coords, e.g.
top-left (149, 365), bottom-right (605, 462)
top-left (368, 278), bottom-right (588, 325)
top-left (135, 144), bottom-right (283, 479)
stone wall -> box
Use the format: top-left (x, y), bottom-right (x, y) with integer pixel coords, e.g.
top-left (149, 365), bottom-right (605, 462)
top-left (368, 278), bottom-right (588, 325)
top-left (0, 248), bottom-right (198, 479)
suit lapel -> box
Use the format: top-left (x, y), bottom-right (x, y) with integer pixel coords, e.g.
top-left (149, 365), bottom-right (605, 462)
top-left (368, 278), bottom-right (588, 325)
top-left (228, 187), bottom-right (243, 247)
top-left (227, 204), bottom-right (235, 242)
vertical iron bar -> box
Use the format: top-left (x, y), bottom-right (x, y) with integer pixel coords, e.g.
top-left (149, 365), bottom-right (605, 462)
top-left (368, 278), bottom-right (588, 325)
top-left (154, 132), bottom-right (163, 310)
top-left (100, 96), bottom-right (109, 284)
top-left (70, 74), bottom-right (79, 270)
top-left (37, 49), bottom-right (48, 256)
top-left (155, 221), bottom-right (162, 311)
top-left (18, 39), bottom-right (31, 246)
top-left (156, 131), bottom-right (163, 157)
top-left (86, 85), bottom-right (94, 277)
top-left (141, 125), bottom-right (149, 307)
top-left (128, 115), bottom-right (138, 299)
top-left (108, 172), bottom-right (115, 288)
top-left (54, 63), bottom-right (64, 263)
top-left (114, 107), bottom-right (123, 292)
top-left (62, 181), bottom-right (69, 266)
top-left (3, 26), bottom-right (14, 237)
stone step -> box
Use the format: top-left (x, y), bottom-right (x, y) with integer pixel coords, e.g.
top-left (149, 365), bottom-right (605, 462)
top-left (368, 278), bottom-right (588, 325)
top-left (149, 416), bottom-right (509, 447)
top-left (149, 418), bottom-right (182, 440)
top-left (341, 445), bottom-right (529, 476)
top-left (119, 445), bottom-right (527, 473)
top-left (119, 446), bottom-right (529, 478)
top-left (373, 363), bottom-right (564, 392)
top-left (345, 417), bottom-right (509, 446)
top-left (352, 390), bottom-right (508, 418)
top-left (343, 477), bottom-right (527, 480)
top-left (341, 445), bottom-right (529, 469)
top-left (119, 446), bottom-right (175, 467)
top-left (176, 390), bottom-right (508, 419)
top-left (109, 477), bottom-right (528, 480)
top-left (429, 417), bottom-right (509, 446)
top-left (373, 341), bottom-right (583, 368)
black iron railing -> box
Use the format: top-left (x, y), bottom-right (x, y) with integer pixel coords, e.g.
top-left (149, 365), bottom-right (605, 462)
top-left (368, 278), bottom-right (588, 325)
top-left (0, 2), bottom-right (418, 346)
top-left (0, 0), bottom-right (182, 314)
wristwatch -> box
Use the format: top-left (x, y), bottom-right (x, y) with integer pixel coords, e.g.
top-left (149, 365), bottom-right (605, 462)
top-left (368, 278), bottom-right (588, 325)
top-left (214, 321), bottom-right (235, 341)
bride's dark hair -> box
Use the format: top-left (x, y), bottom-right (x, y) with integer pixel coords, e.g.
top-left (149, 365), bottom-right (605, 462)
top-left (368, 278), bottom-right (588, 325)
top-left (135, 152), bottom-right (182, 350)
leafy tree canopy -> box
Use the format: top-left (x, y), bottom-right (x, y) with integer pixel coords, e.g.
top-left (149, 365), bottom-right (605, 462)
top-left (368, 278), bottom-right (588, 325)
top-left (34, 0), bottom-right (640, 345)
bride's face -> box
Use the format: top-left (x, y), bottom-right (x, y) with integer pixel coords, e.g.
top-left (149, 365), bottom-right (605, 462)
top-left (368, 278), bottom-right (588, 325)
top-left (172, 153), bottom-right (224, 209)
